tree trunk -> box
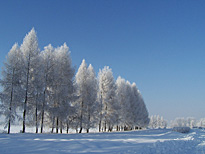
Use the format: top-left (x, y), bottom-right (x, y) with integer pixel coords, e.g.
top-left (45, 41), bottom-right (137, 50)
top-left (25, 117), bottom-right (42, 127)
top-left (79, 127), bottom-right (83, 133)
top-left (22, 102), bottom-right (26, 133)
top-left (35, 103), bottom-right (38, 133)
top-left (23, 82), bottom-right (29, 133)
top-left (35, 94), bottom-right (38, 133)
top-left (40, 108), bottom-right (44, 133)
top-left (87, 109), bottom-right (90, 133)
top-left (56, 117), bottom-right (59, 133)
top-left (99, 93), bottom-right (102, 132)
top-left (41, 77), bottom-right (47, 133)
top-left (108, 126), bottom-right (112, 132)
top-left (51, 128), bottom-right (54, 133)
top-left (104, 104), bottom-right (107, 132)
top-left (66, 121), bottom-right (69, 134)
top-left (79, 101), bottom-right (83, 133)
top-left (104, 121), bottom-right (107, 132)
top-left (60, 121), bottom-right (63, 134)
top-left (51, 116), bottom-right (55, 133)
top-left (22, 56), bottom-right (31, 133)
top-left (8, 75), bottom-right (14, 134)
top-left (8, 119), bottom-right (11, 134)
top-left (99, 120), bottom-right (101, 132)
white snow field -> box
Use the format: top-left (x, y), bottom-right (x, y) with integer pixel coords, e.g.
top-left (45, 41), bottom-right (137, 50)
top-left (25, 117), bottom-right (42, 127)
top-left (0, 129), bottom-right (205, 154)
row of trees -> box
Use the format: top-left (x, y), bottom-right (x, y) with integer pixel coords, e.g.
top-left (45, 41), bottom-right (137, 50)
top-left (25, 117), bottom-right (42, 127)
top-left (0, 28), bottom-right (149, 134)
top-left (170, 117), bottom-right (205, 128)
top-left (149, 116), bottom-right (205, 129)
top-left (149, 115), bottom-right (167, 129)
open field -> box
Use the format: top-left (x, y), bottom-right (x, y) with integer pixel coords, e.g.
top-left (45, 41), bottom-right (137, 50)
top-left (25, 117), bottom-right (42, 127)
top-left (0, 128), bottom-right (205, 154)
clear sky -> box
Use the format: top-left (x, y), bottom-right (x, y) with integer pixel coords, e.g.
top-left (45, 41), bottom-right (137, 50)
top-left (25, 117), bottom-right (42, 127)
top-left (0, 0), bottom-right (205, 121)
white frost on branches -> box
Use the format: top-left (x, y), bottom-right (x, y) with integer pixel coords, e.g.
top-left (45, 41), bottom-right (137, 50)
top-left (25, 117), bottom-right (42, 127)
top-left (0, 28), bottom-right (149, 133)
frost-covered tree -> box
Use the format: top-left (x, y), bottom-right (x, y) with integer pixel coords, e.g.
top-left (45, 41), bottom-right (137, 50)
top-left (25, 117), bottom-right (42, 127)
top-left (39, 44), bottom-right (55, 133)
top-left (160, 116), bottom-right (167, 128)
top-left (0, 43), bottom-right (23, 134)
top-left (20, 28), bottom-right (40, 133)
top-left (171, 117), bottom-right (187, 127)
top-left (0, 28), bottom-right (150, 134)
top-left (156, 115), bottom-right (161, 128)
top-left (49, 43), bottom-right (75, 133)
top-left (116, 77), bottom-right (134, 130)
top-left (115, 77), bottom-right (127, 129)
top-left (125, 81), bottom-right (136, 128)
top-left (186, 117), bottom-right (196, 128)
top-left (149, 115), bottom-right (155, 128)
top-left (75, 61), bottom-right (98, 133)
top-left (171, 117), bottom-right (196, 128)
top-left (75, 59), bottom-right (88, 133)
top-left (136, 95), bottom-right (149, 128)
top-left (131, 83), bottom-right (149, 128)
top-left (31, 52), bottom-right (45, 133)
top-left (149, 115), bottom-right (167, 129)
top-left (116, 80), bottom-right (149, 130)
top-left (197, 118), bottom-right (205, 128)
top-left (98, 66), bottom-right (117, 132)
top-left (85, 64), bottom-right (98, 133)
top-left (149, 115), bottom-right (157, 128)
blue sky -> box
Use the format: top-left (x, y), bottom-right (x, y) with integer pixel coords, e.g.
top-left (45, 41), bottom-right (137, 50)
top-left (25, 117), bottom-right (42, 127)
top-left (0, 0), bottom-right (205, 121)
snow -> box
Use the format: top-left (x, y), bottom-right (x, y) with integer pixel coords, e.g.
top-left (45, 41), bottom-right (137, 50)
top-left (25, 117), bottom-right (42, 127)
top-left (0, 128), bottom-right (205, 154)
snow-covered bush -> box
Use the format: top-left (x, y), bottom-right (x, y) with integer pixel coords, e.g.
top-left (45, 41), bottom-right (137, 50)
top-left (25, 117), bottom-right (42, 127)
top-left (172, 127), bottom-right (190, 133)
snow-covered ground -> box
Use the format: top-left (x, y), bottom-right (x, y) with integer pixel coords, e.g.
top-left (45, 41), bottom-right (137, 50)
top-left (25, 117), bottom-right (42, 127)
top-left (0, 128), bottom-right (205, 154)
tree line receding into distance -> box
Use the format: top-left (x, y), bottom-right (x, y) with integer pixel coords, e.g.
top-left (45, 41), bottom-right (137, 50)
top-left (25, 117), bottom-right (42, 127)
top-left (0, 28), bottom-right (149, 134)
